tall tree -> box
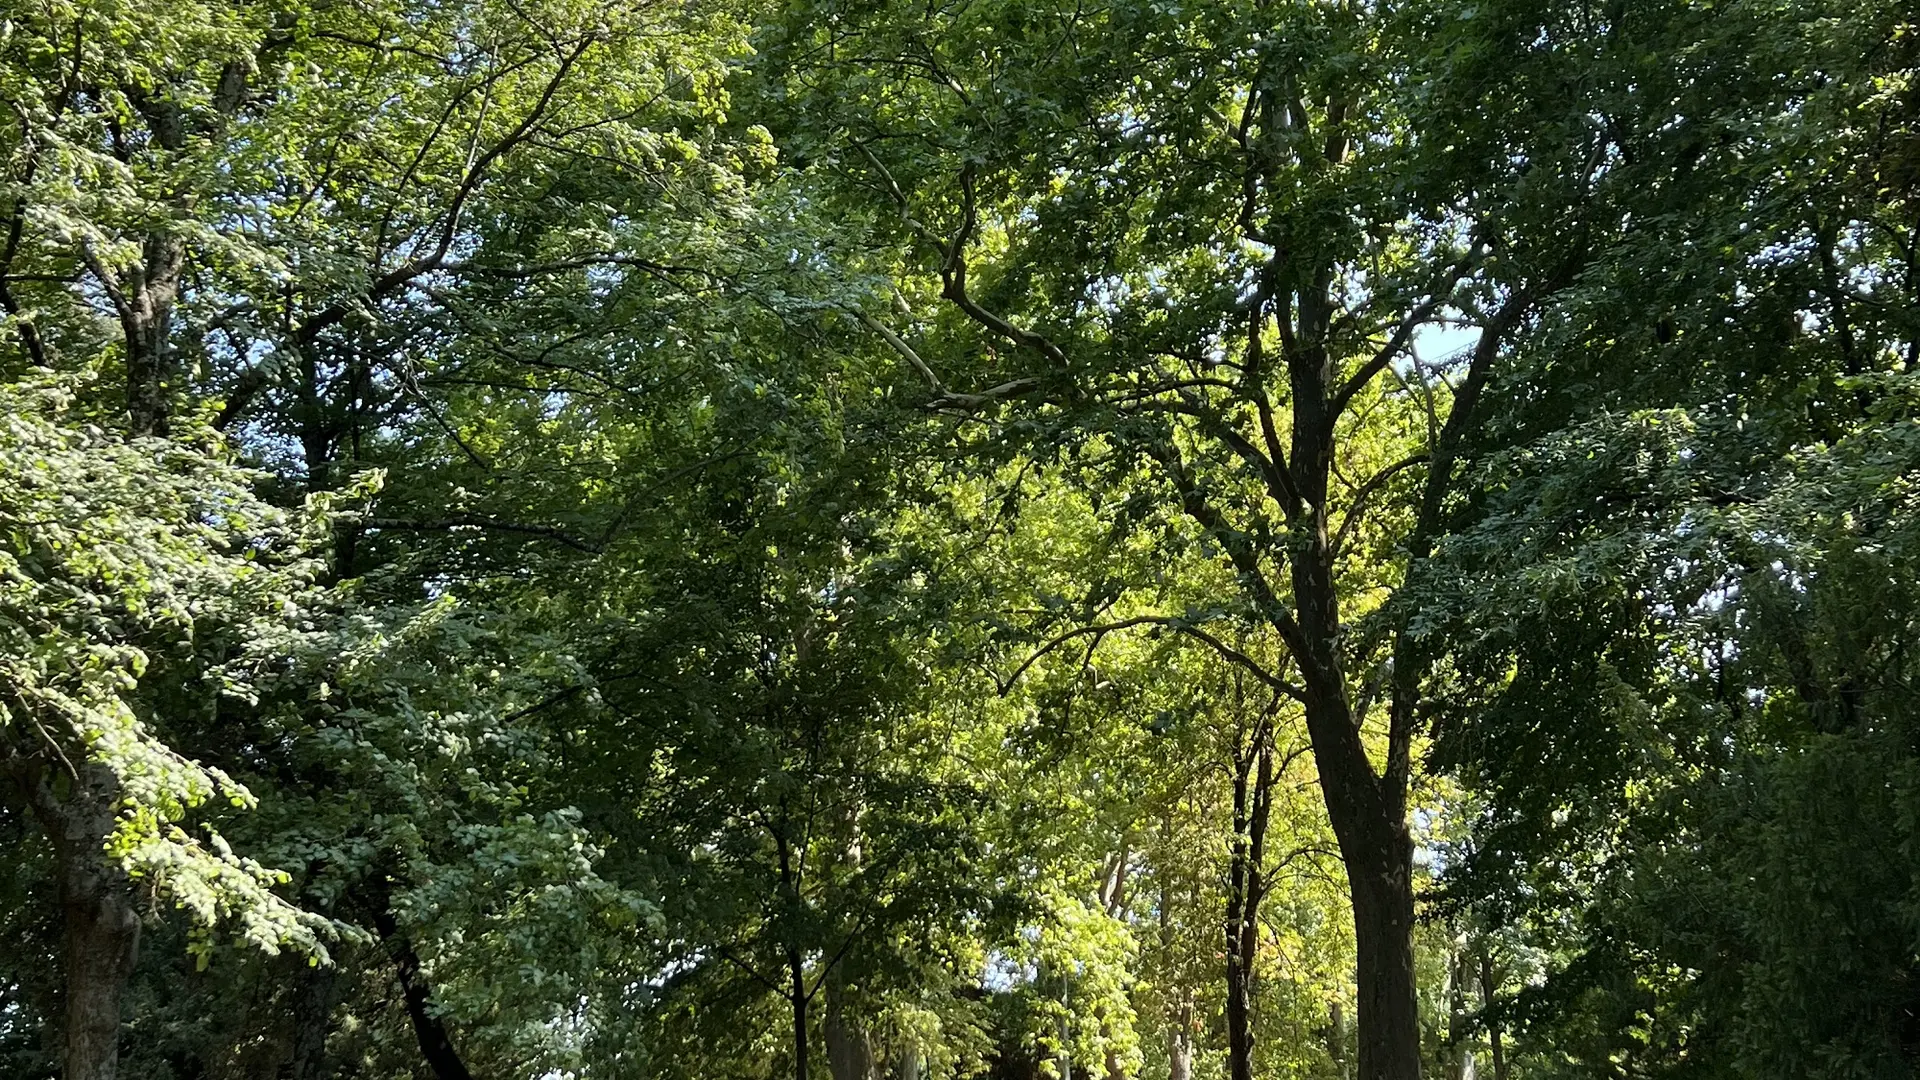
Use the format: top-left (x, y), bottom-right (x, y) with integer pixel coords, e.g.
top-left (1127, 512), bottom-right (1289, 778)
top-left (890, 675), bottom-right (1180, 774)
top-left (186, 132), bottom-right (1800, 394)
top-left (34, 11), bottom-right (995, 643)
top-left (748, 0), bottom-right (1641, 1072)
top-left (1423, 1), bottom-right (1920, 1077)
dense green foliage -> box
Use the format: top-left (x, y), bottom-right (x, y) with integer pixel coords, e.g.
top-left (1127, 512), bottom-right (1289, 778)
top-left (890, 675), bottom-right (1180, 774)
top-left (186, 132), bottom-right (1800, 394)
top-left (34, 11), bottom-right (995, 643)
top-left (1, 0), bottom-right (1915, 1079)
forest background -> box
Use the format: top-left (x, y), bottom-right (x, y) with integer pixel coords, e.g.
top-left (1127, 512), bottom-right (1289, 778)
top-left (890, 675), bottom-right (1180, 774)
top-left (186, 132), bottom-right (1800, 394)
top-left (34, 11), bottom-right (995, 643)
top-left (1, 1), bottom-right (1917, 1079)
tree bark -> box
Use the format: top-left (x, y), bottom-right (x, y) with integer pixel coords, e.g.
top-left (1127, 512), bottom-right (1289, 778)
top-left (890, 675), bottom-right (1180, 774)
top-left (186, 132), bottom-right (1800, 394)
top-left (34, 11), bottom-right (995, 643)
top-left (1447, 948), bottom-right (1474, 1080)
top-left (1286, 330), bottom-right (1424, 1080)
top-left (1479, 954), bottom-right (1508, 1080)
top-left (825, 976), bottom-right (875, 1080)
top-left (121, 234), bottom-right (186, 437)
top-left (1224, 734), bottom-right (1272, 1080)
top-left (14, 759), bottom-right (142, 1080)
top-left (790, 944), bottom-right (811, 1080)
top-left (1157, 851), bottom-right (1194, 1080)
top-left (367, 899), bottom-right (472, 1080)
top-left (282, 961), bottom-right (337, 1080)
top-left (1345, 830), bottom-right (1420, 1080)
top-left (776, 818), bottom-right (811, 1080)
top-left (1327, 999), bottom-right (1349, 1080)
top-left (1167, 1013), bottom-right (1194, 1080)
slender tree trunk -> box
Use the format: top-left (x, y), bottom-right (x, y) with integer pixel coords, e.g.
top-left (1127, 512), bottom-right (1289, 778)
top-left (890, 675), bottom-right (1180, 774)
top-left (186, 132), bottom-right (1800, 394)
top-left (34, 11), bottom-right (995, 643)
top-left (1058, 1010), bottom-right (1072, 1080)
top-left (367, 900), bottom-right (471, 1080)
top-left (1447, 948), bottom-right (1474, 1080)
top-left (1224, 734), bottom-right (1272, 1080)
top-left (1224, 843), bottom-right (1252, 1080)
top-left (1479, 954), bottom-right (1507, 1080)
top-left (1158, 852), bottom-right (1194, 1080)
top-left (1327, 1000), bottom-right (1349, 1080)
top-left (790, 945), bottom-right (811, 1080)
top-left (14, 759), bottom-right (141, 1080)
top-left (775, 818), bottom-right (812, 1080)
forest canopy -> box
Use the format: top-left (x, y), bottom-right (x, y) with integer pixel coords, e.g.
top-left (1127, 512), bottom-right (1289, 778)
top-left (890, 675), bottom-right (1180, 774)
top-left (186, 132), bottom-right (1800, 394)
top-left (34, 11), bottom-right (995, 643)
top-left (1, 1), bottom-right (1916, 1079)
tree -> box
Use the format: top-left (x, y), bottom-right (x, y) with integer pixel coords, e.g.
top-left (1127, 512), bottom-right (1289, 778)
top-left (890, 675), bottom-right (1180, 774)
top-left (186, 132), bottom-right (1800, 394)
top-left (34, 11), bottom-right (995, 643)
top-left (0, 0), bottom-right (764, 1074)
top-left (747, 0), bottom-right (1640, 1072)
top-left (1423, 1), bottom-right (1920, 1076)
top-left (0, 373), bottom-right (332, 1080)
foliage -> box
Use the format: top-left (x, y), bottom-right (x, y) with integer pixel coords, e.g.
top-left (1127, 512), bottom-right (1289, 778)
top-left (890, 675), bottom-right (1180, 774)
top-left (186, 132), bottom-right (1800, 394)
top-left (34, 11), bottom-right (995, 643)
top-left (0, 372), bottom-right (333, 961)
top-left (3, 0), bottom-right (1917, 1079)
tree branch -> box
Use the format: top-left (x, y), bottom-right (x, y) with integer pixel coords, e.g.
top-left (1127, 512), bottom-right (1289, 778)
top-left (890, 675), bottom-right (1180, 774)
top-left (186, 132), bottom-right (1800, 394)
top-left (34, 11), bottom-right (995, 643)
top-left (361, 516), bottom-right (602, 553)
top-left (937, 166), bottom-right (1070, 368)
top-left (1332, 244), bottom-right (1483, 416)
top-left (999, 615), bottom-right (1306, 702)
top-left (1144, 437), bottom-right (1307, 655)
top-left (1331, 454), bottom-right (1430, 559)
top-left (294, 35), bottom-right (596, 348)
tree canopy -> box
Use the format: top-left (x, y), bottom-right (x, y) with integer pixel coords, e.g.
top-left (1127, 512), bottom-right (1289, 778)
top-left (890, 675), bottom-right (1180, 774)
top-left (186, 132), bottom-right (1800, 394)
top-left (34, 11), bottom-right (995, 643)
top-left (1, 1), bottom-right (1916, 1079)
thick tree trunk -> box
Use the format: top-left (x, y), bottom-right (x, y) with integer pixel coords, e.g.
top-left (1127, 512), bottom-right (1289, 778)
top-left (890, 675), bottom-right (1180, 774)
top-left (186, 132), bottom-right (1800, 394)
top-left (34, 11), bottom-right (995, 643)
top-left (825, 977), bottom-right (875, 1080)
top-left (14, 759), bottom-right (141, 1080)
top-left (283, 961), bottom-right (337, 1080)
top-left (58, 786), bottom-right (141, 1080)
top-left (1286, 340), bottom-right (1423, 1080)
top-left (1346, 830), bottom-right (1420, 1080)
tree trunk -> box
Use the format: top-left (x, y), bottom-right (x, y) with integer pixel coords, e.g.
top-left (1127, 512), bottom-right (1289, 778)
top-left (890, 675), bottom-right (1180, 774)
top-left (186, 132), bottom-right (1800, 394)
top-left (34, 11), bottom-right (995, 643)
top-left (367, 900), bottom-right (471, 1080)
top-left (1058, 1009), bottom-right (1072, 1080)
top-left (15, 759), bottom-right (141, 1080)
top-left (1167, 1014), bottom-right (1194, 1080)
top-left (1327, 999), bottom-right (1349, 1080)
top-left (1224, 734), bottom-right (1272, 1080)
top-left (282, 961), bottom-right (337, 1080)
top-left (1287, 355), bottom-right (1423, 1080)
top-left (114, 231), bottom-right (187, 438)
top-left (1447, 947), bottom-right (1474, 1080)
top-left (825, 976), bottom-right (875, 1080)
top-left (1479, 954), bottom-right (1507, 1080)
top-left (1346, 832), bottom-right (1420, 1080)
top-left (1157, 850), bottom-right (1194, 1080)
top-left (790, 945), bottom-right (811, 1080)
